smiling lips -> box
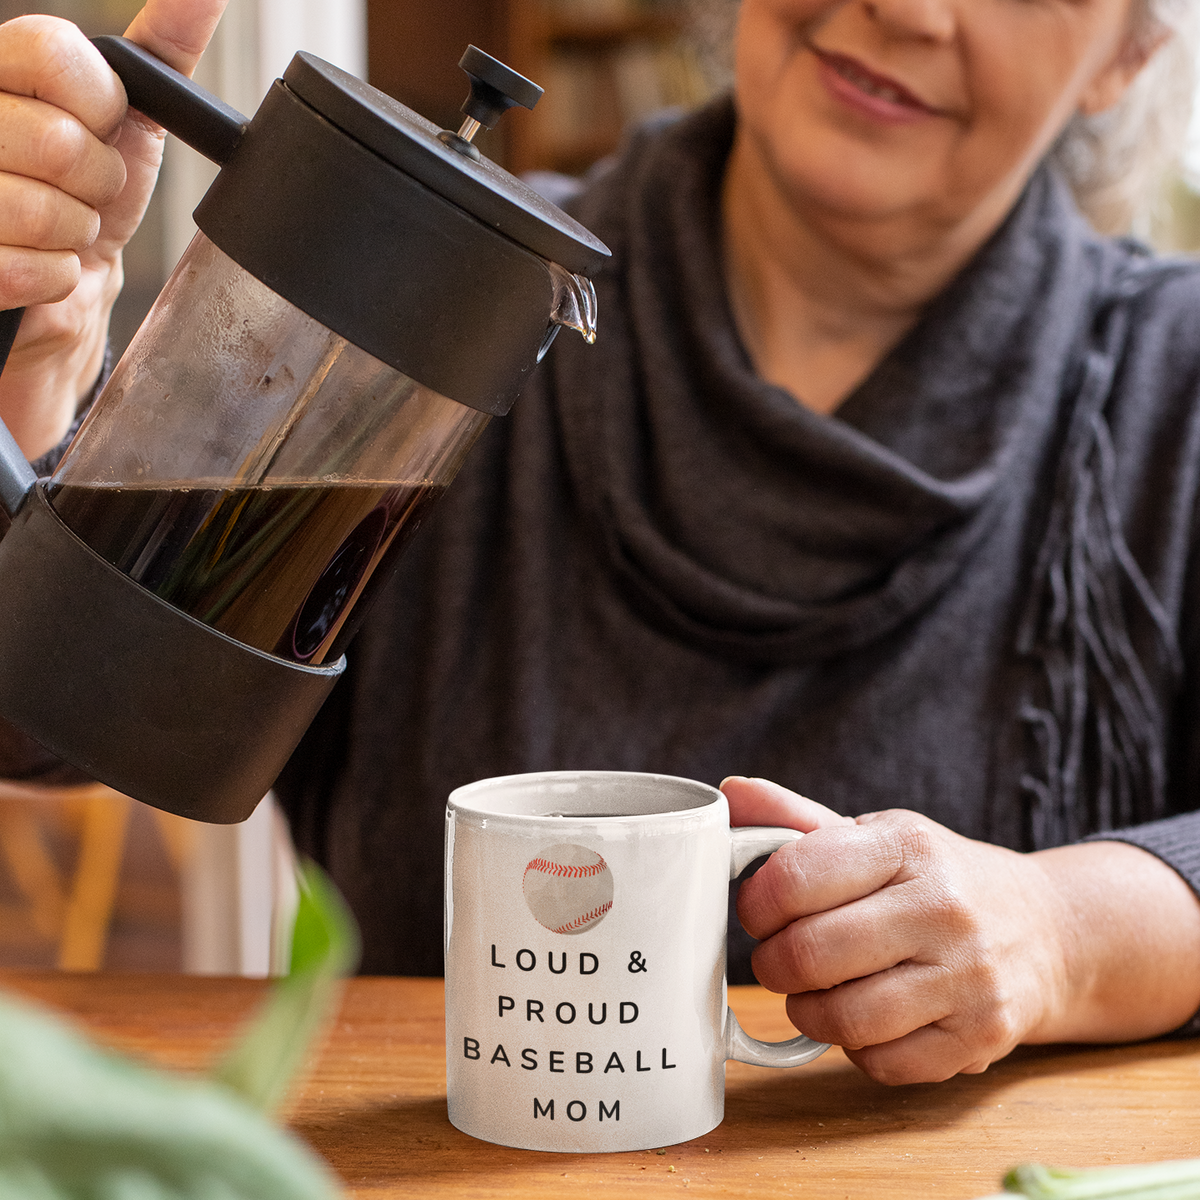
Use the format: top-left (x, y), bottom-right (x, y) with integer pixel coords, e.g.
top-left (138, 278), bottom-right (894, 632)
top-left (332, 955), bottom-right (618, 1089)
top-left (812, 46), bottom-right (938, 121)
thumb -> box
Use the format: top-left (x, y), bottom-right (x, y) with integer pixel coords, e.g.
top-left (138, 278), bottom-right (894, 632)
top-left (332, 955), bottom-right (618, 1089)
top-left (123, 0), bottom-right (229, 78)
top-left (92, 0), bottom-right (230, 252)
top-left (720, 776), bottom-right (851, 833)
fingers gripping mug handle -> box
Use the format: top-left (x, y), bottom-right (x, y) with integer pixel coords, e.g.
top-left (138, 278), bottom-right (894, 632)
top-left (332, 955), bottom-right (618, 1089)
top-left (725, 826), bottom-right (830, 1068)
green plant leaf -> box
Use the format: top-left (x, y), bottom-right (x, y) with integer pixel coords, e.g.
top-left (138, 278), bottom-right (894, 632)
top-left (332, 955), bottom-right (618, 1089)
top-left (0, 991), bottom-right (341, 1199)
top-left (1004, 1159), bottom-right (1200, 1199)
top-left (212, 859), bottom-right (361, 1114)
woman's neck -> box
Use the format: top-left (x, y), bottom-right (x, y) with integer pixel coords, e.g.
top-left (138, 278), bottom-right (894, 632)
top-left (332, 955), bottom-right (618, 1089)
top-left (720, 130), bottom-right (1009, 416)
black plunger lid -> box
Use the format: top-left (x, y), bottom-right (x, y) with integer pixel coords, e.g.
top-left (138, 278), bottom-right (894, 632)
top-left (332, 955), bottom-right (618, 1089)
top-left (283, 52), bottom-right (609, 277)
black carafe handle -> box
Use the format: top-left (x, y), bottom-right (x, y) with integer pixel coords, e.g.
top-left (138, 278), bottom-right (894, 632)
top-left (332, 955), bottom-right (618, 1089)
top-left (0, 308), bottom-right (37, 519)
top-left (91, 36), bottom-right (249, 166)
top-left (0, 39), bottom-right (251, 520)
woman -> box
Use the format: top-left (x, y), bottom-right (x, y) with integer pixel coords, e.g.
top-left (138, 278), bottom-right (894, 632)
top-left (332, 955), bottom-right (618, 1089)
top-left (2, 0), bottom-right (1200, 1086)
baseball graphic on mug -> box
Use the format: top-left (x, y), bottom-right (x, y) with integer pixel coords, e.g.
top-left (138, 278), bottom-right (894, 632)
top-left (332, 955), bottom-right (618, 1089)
top-left (522, 842), bottom-right (614, 934)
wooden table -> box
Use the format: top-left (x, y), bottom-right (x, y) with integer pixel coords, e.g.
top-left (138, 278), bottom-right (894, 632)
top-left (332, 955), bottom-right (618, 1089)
top-left (3, 972), bottom-right (1199, 1198)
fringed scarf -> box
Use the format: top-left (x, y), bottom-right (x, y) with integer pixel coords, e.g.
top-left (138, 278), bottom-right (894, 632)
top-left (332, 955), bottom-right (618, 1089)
top-left (1018, 271), bottom-right (1188, 846)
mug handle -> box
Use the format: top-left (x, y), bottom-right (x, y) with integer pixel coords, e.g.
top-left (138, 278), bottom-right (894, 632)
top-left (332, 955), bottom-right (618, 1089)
top-left (724, 826), bottom-right (831, 1068)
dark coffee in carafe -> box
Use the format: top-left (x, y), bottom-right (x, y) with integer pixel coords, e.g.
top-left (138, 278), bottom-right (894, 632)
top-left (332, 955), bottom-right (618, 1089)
top-left (48, 480), bottom-right (442, 664)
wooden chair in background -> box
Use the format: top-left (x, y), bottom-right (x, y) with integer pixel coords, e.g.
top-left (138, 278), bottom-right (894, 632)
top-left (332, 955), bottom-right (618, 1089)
top-left (0, 779), bottom-right (195, 971)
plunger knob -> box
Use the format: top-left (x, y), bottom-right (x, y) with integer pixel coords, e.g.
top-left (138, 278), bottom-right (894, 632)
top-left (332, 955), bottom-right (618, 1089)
top-left (439, 46), bottom-right (543, 159)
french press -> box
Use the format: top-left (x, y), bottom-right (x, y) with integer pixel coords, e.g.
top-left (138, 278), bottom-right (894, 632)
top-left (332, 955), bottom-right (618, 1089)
top-left (0, 38), bottom-right (608, 822)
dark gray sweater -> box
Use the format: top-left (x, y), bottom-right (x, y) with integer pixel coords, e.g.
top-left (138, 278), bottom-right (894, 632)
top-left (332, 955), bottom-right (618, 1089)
top-left (275, 100), bottom-right (1200, 986)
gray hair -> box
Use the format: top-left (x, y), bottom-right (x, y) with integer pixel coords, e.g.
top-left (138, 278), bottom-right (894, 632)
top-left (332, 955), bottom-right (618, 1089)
top-left (1051, 0), bottom-right (1199, 234)
top-left (688, 0), bottom-right (1199, 236)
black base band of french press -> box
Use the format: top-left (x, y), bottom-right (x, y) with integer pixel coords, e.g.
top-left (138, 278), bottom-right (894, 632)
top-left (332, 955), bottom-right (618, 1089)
top-left (0, 484), bottom-right (343, 823)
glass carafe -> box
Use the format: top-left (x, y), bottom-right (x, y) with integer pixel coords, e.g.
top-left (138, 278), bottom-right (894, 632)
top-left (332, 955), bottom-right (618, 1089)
top-left (0, 39), bottom-right (608, 823)
top-left (48, 234), bottom-right (490, 666)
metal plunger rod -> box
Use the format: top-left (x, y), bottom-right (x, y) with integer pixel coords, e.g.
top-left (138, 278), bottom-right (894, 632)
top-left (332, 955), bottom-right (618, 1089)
top-left (456, 116), bottom-right (484, 144)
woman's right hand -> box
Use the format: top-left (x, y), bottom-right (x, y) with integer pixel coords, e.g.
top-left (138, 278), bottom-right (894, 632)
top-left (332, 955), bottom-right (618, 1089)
top-left (0, 0), bottom-right (227, 460)
top-left (724, 776), bottom-right (1200, 1085)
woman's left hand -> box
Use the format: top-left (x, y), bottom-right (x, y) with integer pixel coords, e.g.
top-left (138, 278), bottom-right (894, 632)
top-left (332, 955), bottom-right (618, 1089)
top-left (722, 776), bottom-right (1200, 1085)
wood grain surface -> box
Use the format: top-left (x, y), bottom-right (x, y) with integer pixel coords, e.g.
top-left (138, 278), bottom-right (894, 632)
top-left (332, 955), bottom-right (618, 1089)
top-left (3, 971), bottom-right (1199, 1199)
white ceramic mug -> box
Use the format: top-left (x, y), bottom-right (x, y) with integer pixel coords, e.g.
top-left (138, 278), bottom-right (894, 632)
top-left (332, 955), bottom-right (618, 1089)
top-left (444, 770), bottom-right (830, 1153)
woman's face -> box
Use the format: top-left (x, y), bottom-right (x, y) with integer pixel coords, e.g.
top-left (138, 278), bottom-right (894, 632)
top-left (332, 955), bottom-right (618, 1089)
top-left (733, 0), bottom-right (1148, 233)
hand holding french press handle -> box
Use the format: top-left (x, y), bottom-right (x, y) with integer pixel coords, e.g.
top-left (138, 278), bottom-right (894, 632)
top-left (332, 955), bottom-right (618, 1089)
top-left (0, 1), bottom-right (234, 516)
top-left (0, 32), bottom-right (549, 520)
top-left (0, 30), bottom-right (250, 518)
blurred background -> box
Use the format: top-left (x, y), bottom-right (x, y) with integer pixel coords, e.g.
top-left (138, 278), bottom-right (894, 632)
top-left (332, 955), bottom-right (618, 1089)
top-left (0, 0), bottom-right (1197, 976)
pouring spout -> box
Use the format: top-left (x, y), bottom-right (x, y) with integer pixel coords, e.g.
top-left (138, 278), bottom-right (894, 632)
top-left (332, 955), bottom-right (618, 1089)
top-left (548, 262), bottom-right (598, 346)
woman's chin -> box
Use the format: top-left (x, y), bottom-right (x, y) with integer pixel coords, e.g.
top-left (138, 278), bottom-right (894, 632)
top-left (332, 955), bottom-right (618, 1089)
top-left (739, 119), bottom-right (948, 228)
top-left (772, 154), bottom-right (940, 226)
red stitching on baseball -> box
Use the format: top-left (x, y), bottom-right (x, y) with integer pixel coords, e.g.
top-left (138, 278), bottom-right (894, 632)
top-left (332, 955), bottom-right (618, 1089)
top-left (525, 856), bottom-right (607, 879)
top-left (552, 901), bottom-right (612, 934)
